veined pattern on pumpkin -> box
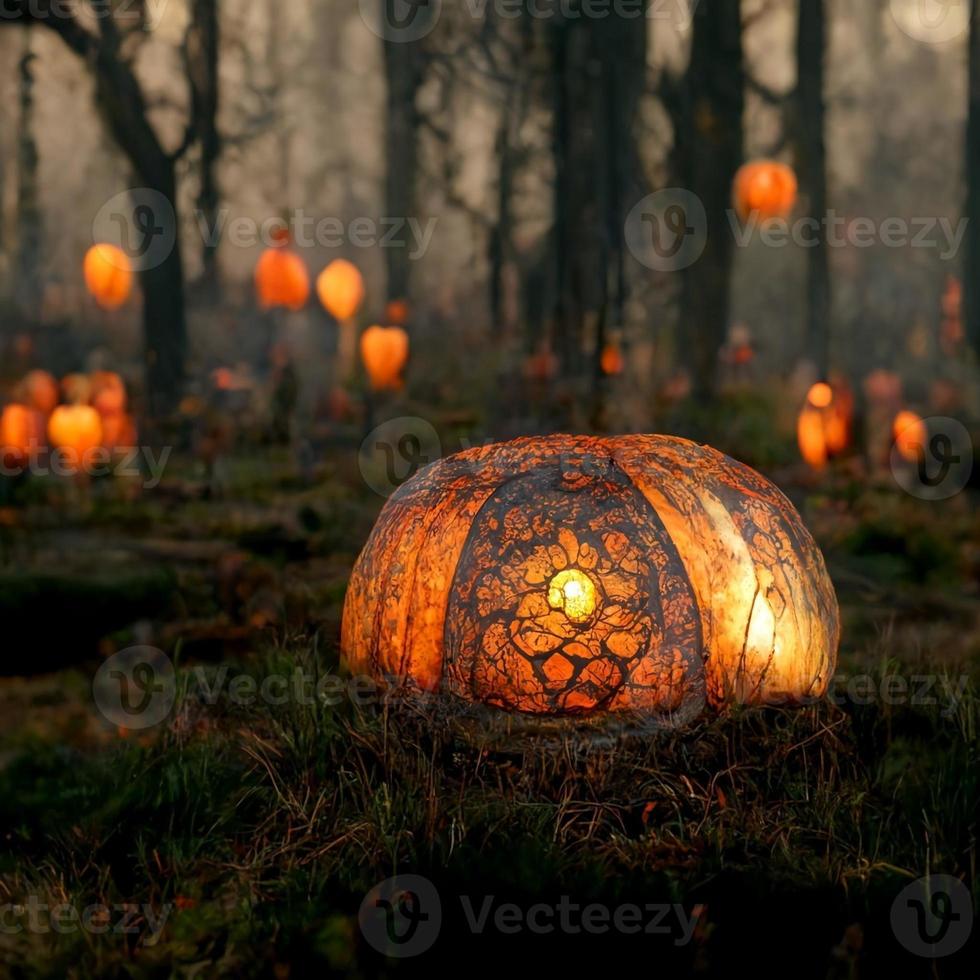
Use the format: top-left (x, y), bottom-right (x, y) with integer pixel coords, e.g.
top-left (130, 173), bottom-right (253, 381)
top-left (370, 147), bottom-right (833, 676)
top-left (444, 462), bottom-right (705, 716)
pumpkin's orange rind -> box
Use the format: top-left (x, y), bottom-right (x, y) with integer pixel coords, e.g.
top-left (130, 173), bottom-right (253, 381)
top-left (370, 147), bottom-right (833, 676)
top-left (342, 435), bottom-right (839, 726)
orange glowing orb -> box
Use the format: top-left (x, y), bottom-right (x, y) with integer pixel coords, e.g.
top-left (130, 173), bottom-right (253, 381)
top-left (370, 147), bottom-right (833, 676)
top-left (360, 325), bottom-right (409, 391)
top-left (600, 343), bottom-right (624, 377)
top-left (255, 247), bottom-right (310, 311)
top-left (893, 411), bottom-right (927, 463)
top-left (0, 404), bottom-right (45, 468)
top-left (733, 160), bottom-right (798, 223)
top-left (807, 382), bottom-right (833, 409)
top-left (317, 259), bottom-right (366, 322)
top-left (84, 244), bottom-right (134, 310)
top-left (48, 405), bottom-right (104, 463)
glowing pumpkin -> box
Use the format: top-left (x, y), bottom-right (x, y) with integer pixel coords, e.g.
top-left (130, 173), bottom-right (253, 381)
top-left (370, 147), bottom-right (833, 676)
top-left (733, 160), bottom-right (798, 222)
top-left (893, 411), bottom-right (927, 463)
top-left (0, 404), bottom-right (45, 468)
top-left (360, 326), bottom-right (409, 391)
top-left (342, 435), bottom-right (839, 721)
top-left (89, 371), bottom-right (127, 415)
top-left (600, 343), bottom-right (624, 377)
top-left (255, 246), bottom-right (310, 311)
top-left (48, 405), bottom-right (104, 465)
top-left (84, 244), bottom-right (133, 310)
top-left (797, 381), bottom-right (852, 470)
top-left (317, 259), bottom-right (365, 322)
top-left (18, 370), bottom-right (60, 415)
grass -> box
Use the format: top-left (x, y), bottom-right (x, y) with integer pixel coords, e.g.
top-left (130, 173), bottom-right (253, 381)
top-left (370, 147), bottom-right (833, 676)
top-left (0, 432), bottom-right (978, 977)
top-left (0, 643), bottom-right (976, 977)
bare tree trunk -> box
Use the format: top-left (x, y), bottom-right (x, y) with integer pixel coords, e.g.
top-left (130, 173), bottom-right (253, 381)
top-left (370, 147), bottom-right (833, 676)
top-left (16, 29), bottom-right (41, 317)
top-left (549, 19), bottom-right (595, 378)
top-left (186, 0), bottom-right (221, 296)
top-left (672, 0), bottom-right (745, 400)
top-left (93, 33), bottom-right (187, 415)
top-left (382, 0), bottom-right (423, 302)
top-left (594, 12), bottom-right (647, 383)
top-left (796, 0), bottom-right (831, 377)
top-left (489, 88), bottom-right (516, 335)
top-left (4, 4), bottom-right (189, 414)
top-left (966, 0), bottom-right (980, 357)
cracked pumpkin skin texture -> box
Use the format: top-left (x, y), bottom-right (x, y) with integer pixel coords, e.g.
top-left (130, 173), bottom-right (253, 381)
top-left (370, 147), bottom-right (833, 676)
top-left (341, 435), bottom-right (840, 718)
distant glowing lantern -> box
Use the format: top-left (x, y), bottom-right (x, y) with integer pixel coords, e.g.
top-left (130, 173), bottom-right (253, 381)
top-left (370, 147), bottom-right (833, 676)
top-left (733, 160), bottom-right (798, 222)
top-left (524, 344), bottom-right (558, 383)
top-left (342, 435), bottom-right (840, 721)
top-left (89, 371), bottom-right (127, 415)
top-left (84, 244), bottom-right (133, 310)
top-left (384, 299), bottom-right (411, 327)
top-left (255, 245), bottom-right (310, 311)
top-left (360, 325), bottom-right (409, 391)
top-left (19, 370), bottom-right (60, 415)
top-left (600, 343), bottom-right (624, 377)
top-left (48, 405), bottom-right (104, 465)
top-left (893, 411), bottom-right (927, 463)
top-left (797, 381), bottom-right (852, 470)
top-left (317, 259), bottom-right (365, 322)
top-left (0, 404), bottom-right (45, 468)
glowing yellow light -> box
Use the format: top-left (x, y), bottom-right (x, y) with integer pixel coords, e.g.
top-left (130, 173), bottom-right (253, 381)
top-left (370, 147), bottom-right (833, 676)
top-left (547, 569), bottom-right (598, 624)
top-left (807, 382), bottom-right (833, 409)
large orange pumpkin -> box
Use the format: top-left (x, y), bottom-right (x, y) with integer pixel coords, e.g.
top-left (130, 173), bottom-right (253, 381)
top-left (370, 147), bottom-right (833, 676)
top-left (733, 160), bottom-right (798, 223)
top-left (0, 404), bottom-right (45, 469)
top-left (360, 325), bottom-right (409, 391)
top-left (317, 259), bottom-right (365, 322)
top-left (255, 246), bottom-right (310, 311)
top-left (342, 435), bottom-right (839, 721)
top-left (84, 244), bottom-right (133, 310)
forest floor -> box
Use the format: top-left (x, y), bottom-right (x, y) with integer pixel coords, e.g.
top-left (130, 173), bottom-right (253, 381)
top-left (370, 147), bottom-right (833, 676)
top-left (0, 411), bottom-right (978, 978)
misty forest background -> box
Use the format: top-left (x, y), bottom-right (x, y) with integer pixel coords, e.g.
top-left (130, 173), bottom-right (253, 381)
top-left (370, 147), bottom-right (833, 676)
top-left (1, 0), bottom-right (979, 439)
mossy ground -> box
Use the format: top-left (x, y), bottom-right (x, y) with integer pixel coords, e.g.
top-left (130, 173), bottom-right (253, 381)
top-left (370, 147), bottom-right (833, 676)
top-left (0, 404), bottom-right (977, 978)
